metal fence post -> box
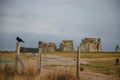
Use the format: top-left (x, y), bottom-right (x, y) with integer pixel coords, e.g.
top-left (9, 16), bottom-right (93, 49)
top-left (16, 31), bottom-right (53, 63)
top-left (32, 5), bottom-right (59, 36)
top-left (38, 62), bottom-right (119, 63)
top-left (76, 46), bottom-right (80, 80)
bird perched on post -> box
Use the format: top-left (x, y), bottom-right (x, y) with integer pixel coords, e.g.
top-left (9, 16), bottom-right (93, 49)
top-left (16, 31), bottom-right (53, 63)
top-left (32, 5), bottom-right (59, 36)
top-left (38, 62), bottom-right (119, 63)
top-left (16, 37), bottom-right (24, 43)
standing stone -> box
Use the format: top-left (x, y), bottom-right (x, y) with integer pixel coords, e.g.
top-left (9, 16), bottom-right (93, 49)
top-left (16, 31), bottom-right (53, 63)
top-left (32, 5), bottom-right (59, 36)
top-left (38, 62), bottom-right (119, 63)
top-left (116, 45), bottom-right (120, 52)
top-left (97, 38), bottom-right (102, 52)
top-left (38, 41), bottom-right (48, 53)
top-left (38, 41), bottom-right (57, 53)
top-left (47, 42), bottom-right (57, 52)
top-left (59, 40), bottom-right (73, 52)
top-left (80, 38), bottom-right (102, 52)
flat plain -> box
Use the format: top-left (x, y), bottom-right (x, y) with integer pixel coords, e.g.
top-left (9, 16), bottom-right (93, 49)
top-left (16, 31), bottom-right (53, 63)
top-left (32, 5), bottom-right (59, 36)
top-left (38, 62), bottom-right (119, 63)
top-left (0, 52), bottom-right (120, 80)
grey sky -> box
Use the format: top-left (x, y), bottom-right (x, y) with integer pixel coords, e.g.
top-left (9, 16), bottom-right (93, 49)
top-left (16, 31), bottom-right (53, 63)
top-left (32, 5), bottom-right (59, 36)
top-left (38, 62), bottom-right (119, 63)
top-left (0, 0), bottom-right (120, 51)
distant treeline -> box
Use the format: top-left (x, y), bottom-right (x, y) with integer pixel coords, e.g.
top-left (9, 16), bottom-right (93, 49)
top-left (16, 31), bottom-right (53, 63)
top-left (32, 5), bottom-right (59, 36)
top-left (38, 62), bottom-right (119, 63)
top-left (20, 47), bottom-right (38, 53)
top-left (0, 51), bottom-right (15, 53)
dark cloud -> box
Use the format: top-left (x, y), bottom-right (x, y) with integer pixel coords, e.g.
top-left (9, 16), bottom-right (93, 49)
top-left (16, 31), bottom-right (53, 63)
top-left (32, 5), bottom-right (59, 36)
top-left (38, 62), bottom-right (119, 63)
top-left (0, 0), bottom-right (120, 51)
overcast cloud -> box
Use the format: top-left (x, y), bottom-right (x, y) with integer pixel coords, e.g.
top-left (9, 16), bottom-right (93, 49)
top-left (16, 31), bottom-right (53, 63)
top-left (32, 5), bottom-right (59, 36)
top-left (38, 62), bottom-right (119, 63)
top-left (0, 0), bottom-right (120, 51)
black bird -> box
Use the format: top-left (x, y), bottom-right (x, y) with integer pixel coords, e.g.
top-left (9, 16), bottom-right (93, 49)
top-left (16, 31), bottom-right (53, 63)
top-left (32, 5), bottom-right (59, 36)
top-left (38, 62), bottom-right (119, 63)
top-left (16, 37), bottom-right (24, 43)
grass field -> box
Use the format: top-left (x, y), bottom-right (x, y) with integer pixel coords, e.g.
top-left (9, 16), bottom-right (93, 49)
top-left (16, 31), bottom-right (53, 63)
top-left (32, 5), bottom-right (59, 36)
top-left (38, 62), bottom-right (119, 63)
top-left (46, 52), bottom-right (120, 58)
top-left (0, 51), bottom-right (120, 80)
top-left (1, 52), bottom-right (119, 59)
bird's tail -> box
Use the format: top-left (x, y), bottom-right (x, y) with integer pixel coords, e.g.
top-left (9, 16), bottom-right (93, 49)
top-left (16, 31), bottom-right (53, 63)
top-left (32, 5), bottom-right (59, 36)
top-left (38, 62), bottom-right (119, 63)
top-left (22, 41), bottom-right (24, 43)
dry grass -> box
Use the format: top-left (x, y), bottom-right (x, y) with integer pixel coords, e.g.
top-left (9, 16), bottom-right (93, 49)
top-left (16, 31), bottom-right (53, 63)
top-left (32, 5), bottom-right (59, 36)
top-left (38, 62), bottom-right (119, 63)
top-left (0, 64), bottom-right (15, 80)
top-left (1, 52), bottom-right (119, 59)
top-left (80, 52), bottom-right (120, 58)
top-left (0, 52), bottom-right (16, 60)
top-left (0, 63), bottom-right (119, 80)
top-left (23, 63), bottom-right (37, 76)
top-left (47, 52), bottom-right (120, 58)
top-left (0, 52), bottom-right (38, 61)
top-left (81, 60), bottom-right (120, 77)
top-left (46, 52), bottom-right (120, 78)
top-left (1, 52), bottom-right (120, 80)
top-left (0, 63), bottom-right (90, 80)
top-left (46, 52), bottom-right (77, 58)
top-left (45, 71), bottom-right (76, 80)
top-left (0, 63), bottom-right (37, 80)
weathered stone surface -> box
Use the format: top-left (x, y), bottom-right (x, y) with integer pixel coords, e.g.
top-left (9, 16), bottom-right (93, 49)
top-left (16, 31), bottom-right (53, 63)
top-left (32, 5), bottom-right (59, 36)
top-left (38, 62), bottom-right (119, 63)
top-left (38, 41), bottom-right (57, 52)
top-left (115, 45), bottom-right (120, 52)
top-left (97, 38), bottom-right (102, 52)
top-left (59, 40), bottom-right (73, 52)
top-left (38, 41), bottom-right (48, 53)
top-left (80, 38), bottom-right (102, 52)
top-left (47, 42), bottom-right (57, 52)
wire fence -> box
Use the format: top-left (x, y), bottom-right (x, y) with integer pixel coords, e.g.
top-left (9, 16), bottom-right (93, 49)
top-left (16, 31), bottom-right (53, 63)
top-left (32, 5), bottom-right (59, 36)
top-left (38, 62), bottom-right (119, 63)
top-left (41, 66), bottom-right (120, 80)
top-left (39, 54), bottom-right (120, 80)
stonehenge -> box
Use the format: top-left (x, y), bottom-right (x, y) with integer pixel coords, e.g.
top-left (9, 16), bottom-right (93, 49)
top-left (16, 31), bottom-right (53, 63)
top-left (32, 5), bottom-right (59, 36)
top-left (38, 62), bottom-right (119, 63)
top-left (79, 38), bottom-right (102, 52)
top-left (38, 38), bottom-right (102, 52)
top-left (38, 41), bottom-right (57, 52)
top-left (38, 41), bottom-right (48, 53)
top-left (38, 40), bottom-right (74, 52)
top-left (47, 42), bottom-right (57, 52)
top-left (59, 40), bottom-right (73, 52)
top-left (19, 37), bottom-right (120, 53)
top-left (37, 38), bottom-right (119, 53)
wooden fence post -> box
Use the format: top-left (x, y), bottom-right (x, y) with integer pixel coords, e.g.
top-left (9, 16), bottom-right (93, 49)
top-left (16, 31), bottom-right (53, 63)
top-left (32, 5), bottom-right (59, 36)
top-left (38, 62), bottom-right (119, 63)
top-left (76, 46), bottom-right (80, 80)
top-left (15, 42), bottom-right (20, 73)
top-left (0, 52), bottom-right (1, 68)
top-left (15, 42), bottom-right (24, 73)
top-left (0, 52), bottom-right (1, 59)
top-left (38, 43), bottom-right (42, 73)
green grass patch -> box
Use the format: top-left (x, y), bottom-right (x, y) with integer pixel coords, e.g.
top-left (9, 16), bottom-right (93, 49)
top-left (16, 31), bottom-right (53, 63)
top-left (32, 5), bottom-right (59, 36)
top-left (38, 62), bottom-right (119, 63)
top-left (47, 52), bottom-right (120, 59)
top-left (81, 62), bottom-right (120, 77)
top-left (1, 52), bottom-right (120, 59)
top-left (81, 52), bottom-right (120, 58)
top-left (45, 64), bottom-right (75, 67)
top-left (0, 57), bottom-right (15, 63)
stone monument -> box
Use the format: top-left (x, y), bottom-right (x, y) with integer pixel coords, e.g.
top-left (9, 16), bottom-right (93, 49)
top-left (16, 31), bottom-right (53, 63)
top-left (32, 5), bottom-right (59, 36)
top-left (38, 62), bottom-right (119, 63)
top-left (47, 42), bottom-right (57, 52)
top-left (115, 45), bottom-right (120, 52)
top-left (59, 40), bottom-right (73, 52)
top-left (38, 41), bottom-right (48, 53)
top-left (80, 38), bottom-right (102, 52)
